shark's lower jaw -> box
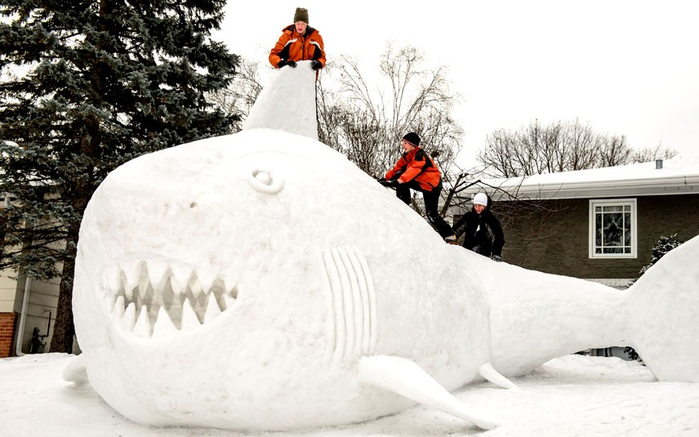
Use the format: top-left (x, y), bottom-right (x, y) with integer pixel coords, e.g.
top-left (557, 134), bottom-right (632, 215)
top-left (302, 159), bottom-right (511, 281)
top-left (105, 260), bottom-right (238, 338)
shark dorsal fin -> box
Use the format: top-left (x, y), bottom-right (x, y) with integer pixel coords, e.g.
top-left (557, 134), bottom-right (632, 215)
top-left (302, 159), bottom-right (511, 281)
top-left (358, 355), bottom-right (498, 430)
top-left (242, 61), bottom-right (318, 140)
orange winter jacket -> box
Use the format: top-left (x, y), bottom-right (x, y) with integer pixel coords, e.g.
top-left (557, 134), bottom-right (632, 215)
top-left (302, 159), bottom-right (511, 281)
top-left (269, 25), bottom-right (326, 68)
top-left (385, 147), bottom-right (442, 192)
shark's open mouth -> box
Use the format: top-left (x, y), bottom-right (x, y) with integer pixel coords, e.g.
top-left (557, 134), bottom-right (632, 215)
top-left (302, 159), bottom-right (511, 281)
top-left (106, 260), bottom-right (238, 338)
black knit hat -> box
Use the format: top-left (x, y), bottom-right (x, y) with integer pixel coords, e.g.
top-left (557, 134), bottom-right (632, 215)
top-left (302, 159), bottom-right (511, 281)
top-left (402, 132), bottom-right (421, 146)
top-left (294, 7), bottom-right (309, 23)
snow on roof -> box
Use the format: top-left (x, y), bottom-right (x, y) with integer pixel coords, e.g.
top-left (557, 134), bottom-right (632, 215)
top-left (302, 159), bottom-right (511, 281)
top-left (463, 156), bottom-right (699, 201)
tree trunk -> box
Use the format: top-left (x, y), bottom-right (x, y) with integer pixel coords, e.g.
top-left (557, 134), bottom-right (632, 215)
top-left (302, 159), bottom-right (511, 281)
top-left (49, 224), bottom-right (80, 353)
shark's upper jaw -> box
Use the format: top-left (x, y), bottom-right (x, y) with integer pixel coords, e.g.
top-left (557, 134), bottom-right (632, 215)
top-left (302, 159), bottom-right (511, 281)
top-left (105, 258), bottom-right (239, 338)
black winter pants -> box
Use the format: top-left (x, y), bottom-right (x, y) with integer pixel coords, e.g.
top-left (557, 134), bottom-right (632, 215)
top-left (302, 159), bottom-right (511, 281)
top-left (396, 181), bottom-right (455, 239)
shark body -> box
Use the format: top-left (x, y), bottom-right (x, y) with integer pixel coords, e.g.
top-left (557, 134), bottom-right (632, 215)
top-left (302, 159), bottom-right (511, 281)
top-left (67, 64), bottom-right (699, 432)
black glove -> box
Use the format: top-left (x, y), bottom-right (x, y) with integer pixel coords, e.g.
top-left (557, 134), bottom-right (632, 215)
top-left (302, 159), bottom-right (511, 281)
top-left (278, 60), bottom-right (297, 68)
top-left (490, 255), bottom-right (502, 262)
top-left (310, 60), bottom-right (322, 70)
top-left (380, 178), bottom-right (400, 188)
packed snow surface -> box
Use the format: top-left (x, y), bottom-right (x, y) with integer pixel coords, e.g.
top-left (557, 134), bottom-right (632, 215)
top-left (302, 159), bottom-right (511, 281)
top-left (1, 353), bottom-right (698, 436)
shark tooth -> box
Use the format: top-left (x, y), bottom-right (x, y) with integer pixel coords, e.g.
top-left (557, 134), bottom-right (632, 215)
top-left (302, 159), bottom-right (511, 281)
top-left (196, 267), bottom-right (217, 295)
top-left (120, 260), bottom-right (143, 295)
top-left (103, 268), bottom-right (121, 297)
top-left (188, 274), bottom-right (204, 300)
top-left (219, 274), bottom-right (236, 291)
top-left (181, 298), bottom-right (201, 331)
top-left (223, 294), bottom-right (236, 311)
top-left (137, 263), bottom-right (150, 299)
top-left (121, 302), bottom-right (137, 331)
top-left (169, 274), bottom-right (183, 296)
top-left (104, 295), bottom-right (115, 314)
top-left (138, 277), bottom-right (150, 302)
top-left (132, 306), bottom-right (152, 337)
top-left (146, 260), bottom-right (170, 291)
top-left (113, 295), bottom-right (125, 319)
top-left (159, 273), bottom-right (177, 311)
top-left (122, 271), bottom-right (134, 301)
top-left (152, 306), bottom-right (178, 337)
top-left (171, 265), bottom-right (191, 295)
top-left (204, 294), bottom-right (222, 323)
top-left (228, 285), bottom-right (239, 300)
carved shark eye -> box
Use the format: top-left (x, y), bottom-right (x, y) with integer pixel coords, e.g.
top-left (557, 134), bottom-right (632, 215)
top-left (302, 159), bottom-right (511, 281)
top-left (248, 168), bottom-right (284, 194)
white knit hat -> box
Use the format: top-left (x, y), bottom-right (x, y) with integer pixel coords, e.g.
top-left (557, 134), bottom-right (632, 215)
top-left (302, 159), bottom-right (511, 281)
top-left (473, 192), bottom-right (488, 206)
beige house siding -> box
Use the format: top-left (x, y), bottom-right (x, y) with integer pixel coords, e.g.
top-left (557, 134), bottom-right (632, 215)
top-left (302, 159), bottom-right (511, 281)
top-left (0, 270), bottom-right (21, 313)
top-left (0, 269), bottom-right (60, 356)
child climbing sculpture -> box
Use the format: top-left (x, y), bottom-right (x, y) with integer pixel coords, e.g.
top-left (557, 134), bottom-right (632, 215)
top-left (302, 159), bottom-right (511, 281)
top-left (380, 132), bottom-right (457, 243)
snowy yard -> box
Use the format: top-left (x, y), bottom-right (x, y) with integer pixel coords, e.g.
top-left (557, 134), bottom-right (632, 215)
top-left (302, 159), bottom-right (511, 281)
top-left (1, 353), bottom-right (697, 437)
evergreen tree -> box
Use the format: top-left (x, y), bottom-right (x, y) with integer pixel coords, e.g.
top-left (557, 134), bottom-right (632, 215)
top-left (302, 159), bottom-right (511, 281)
top-left (637, 234), bottom-right (683, 277)
top-left (0, 0), bottom-right (239, 352)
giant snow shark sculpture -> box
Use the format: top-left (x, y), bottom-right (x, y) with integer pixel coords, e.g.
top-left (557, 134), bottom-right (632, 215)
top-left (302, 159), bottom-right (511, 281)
top-left (66, 63), bottom-right (699, 432)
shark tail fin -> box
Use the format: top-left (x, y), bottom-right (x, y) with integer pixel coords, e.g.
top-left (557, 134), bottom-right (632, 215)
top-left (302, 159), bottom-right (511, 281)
top-left (478, 362), bottom-right (520, 390)
top-left (358, 355), bottom-right (498, 430)
top-left (627, 235), bottom-right (699, 382)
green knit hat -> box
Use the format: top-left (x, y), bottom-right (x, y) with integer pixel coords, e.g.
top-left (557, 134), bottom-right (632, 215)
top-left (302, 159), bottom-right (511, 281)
top-left (294, 7), bottom-right (309, 23)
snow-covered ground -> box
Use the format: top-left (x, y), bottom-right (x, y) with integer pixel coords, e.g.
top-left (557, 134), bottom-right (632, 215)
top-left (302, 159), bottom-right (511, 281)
top-left (3, 57), bottom-right (697, 437)
top-left (1, 353), bottom-right (697, 436)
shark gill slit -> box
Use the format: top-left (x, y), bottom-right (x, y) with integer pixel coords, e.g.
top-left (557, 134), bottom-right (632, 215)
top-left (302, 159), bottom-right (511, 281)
top-left (107, 261), bottom-right (238, 337)
top-left (321, 246), bottom-right (376, 364)
top-left (321, 249), bottom-right (345, 362)
top-left (329, 248), bottom-right (355, 360)
top-left (319, 251), bottom-right (339, 363)
top-left (338, 246), bottom-right (372, 355)
top-left (346, 245), bottom-right (376, 354)
top-left (357, 249), bottom-right (377, 352)
top-left (332, 248), bottom-right (357, 357)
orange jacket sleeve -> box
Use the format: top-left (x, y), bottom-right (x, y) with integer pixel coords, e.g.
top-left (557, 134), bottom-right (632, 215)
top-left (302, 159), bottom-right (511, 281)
top-left (385, 157), bottom-right (407, 180)
top-left (397, 155), bottom-right (427, 183)
top-left (310, 31), bottom-right (326, 68)
top-left (269, 29), bottom-right (292, 68)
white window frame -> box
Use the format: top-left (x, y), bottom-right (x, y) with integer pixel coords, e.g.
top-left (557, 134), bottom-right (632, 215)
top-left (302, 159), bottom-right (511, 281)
top-left (589, 198), bottom-right (637, 259)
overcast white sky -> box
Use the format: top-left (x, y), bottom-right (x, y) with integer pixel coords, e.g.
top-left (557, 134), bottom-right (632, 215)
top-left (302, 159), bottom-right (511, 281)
top-left (216, 0), bottom-right (699, 166)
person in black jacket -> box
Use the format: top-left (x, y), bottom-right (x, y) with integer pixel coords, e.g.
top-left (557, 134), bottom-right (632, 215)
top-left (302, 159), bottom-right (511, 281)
top-left (452, 192), bottom-right (505, 261)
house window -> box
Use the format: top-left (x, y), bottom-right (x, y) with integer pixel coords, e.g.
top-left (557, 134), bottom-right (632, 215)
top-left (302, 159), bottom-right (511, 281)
top-left (589, 199), bottom-right (637, 259)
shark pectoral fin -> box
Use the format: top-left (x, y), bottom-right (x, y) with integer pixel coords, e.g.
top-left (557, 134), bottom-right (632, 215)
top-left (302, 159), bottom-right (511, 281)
top-left (62, 354), bottom-right (89, 385)
top-left (357, 355), bottom-right (498, 430)
top-left (478, 362), bottom-right (520, 391)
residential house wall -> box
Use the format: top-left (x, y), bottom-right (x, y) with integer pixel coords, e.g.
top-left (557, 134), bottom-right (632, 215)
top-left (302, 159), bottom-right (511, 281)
top-left (497, 194), bottom-right (699, 279)
top-left (0, 271), bottom-right (20, 357)
top-left (0, 269), bottom-right (59, 357)
top-left (0, 312), bottom-right (16, 357)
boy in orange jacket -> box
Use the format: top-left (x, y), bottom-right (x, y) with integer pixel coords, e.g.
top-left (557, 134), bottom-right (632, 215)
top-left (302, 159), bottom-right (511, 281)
top-left (269, 7), bottom-right (326, 71)
top-left (380, 132), bottom-right (457, 243)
